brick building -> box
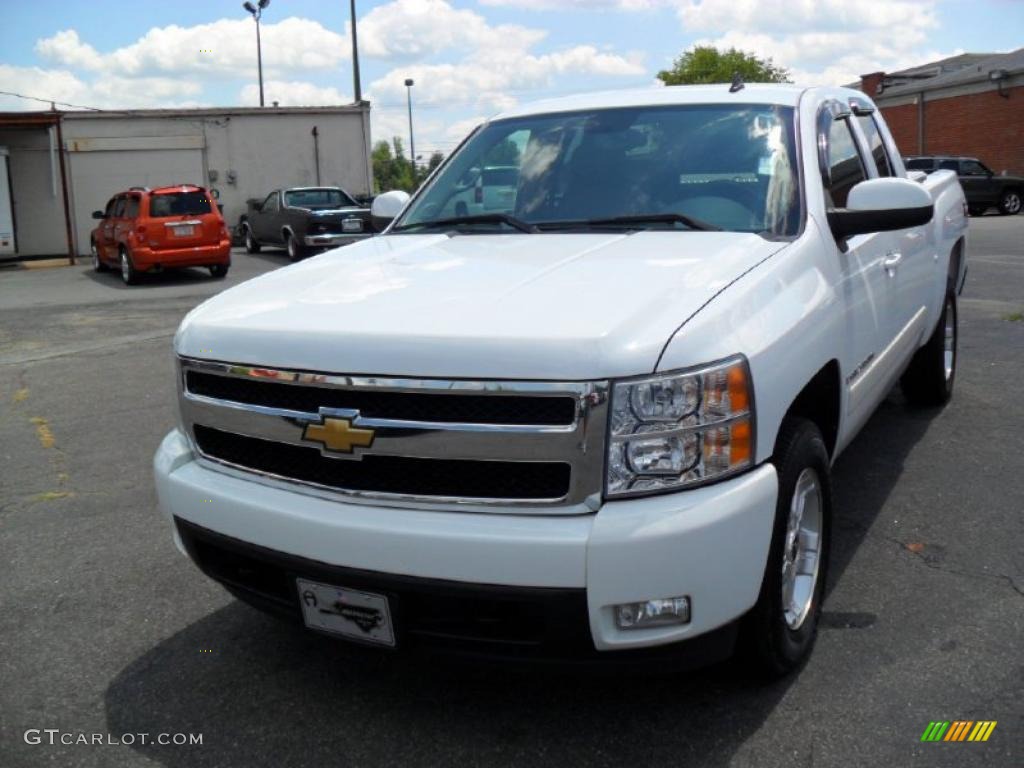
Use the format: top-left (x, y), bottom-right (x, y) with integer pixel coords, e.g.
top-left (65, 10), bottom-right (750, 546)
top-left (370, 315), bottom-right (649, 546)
top-left (859, 48), bottom-right (1023, 175)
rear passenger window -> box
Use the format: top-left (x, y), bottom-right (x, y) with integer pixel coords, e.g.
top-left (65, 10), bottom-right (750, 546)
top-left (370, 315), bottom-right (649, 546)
top-left (905, 159), bottom-right (932, 171)
top-left (149, 191), bottom-right (213, 217)
top-left (825, 119), bottom-right (866, 208)
top-left (856, 115), bottom-right (893, 177)
top-left (939, 160), bottom-right (959, 172)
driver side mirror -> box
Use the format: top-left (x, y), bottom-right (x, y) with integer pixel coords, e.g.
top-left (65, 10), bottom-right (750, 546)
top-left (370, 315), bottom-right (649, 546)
top-left (370, 190), bottom-right (411, 231)
top-left (92, 210), bottom-right (105, 220)
top-left (827, 177), bottom-right (933, 242)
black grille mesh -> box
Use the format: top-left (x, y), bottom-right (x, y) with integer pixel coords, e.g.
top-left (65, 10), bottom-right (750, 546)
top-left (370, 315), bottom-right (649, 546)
top-left (186, 371), bottom-right (577, 426)
top-left (194, 425), bottom-right (571, 500)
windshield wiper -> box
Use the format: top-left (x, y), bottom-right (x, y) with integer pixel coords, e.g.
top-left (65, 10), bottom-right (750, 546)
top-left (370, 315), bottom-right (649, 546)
top-left (393, 213), bottom-right (539, 234)
top-left (538, 212), bottom-right (720, 232)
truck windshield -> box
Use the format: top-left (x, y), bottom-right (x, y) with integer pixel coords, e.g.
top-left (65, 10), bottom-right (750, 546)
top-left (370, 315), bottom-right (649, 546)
top-left (285, 189), bottom-right (357, 209)
top-left (396, 103), bottom-right (801, 236)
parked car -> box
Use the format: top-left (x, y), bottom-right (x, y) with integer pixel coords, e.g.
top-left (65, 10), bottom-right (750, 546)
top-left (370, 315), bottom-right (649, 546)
top-left (156, 85), bottom-right (967, 675)
top-left (239, 187), bottom-right (374, 262)
top-left (904, 155), bottom-right (1023, 215)
top-left (90, 185), bottom-right (231, 285)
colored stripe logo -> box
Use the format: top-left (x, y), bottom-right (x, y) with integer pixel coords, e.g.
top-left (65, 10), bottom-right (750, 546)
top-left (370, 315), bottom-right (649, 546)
top-left (921, 721), bottom-right (997, 742)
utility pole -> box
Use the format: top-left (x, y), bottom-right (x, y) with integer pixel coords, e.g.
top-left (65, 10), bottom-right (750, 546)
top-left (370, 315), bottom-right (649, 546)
top-left (350, 0), bottom-right (362, 102)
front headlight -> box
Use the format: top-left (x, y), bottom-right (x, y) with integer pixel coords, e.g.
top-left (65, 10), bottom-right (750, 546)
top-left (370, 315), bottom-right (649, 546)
top-left (606, 356), bottom-right (755, 497)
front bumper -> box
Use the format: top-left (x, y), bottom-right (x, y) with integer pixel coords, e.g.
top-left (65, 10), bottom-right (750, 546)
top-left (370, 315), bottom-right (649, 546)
top-left (303, 233), bottom-right (373, 248)
top-left (154, 429), bottom-right (777, 656)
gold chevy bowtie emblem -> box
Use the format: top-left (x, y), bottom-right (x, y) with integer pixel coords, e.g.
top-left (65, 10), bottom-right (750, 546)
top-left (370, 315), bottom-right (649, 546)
top-left (302, 417), bottom-right (375, 454)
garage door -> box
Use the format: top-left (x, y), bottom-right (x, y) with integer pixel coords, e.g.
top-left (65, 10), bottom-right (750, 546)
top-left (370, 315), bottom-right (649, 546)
top-left (68, 136), bottom-right (204, 256)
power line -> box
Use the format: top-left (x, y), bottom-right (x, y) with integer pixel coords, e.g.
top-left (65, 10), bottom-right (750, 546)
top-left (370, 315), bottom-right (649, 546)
top-left (0, 89), bottom-right (102, 111)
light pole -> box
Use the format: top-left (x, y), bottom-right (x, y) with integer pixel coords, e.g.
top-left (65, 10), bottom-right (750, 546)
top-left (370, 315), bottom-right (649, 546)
top-left (243, 0), bottom-right (270, 107)
top-left (404, 78), bottom-right (416, 180)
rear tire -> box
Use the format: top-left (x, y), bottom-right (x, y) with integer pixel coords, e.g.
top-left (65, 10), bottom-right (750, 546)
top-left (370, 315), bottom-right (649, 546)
top-left (244, 224), bottom-right (261, 254)
top-left (967, 205), bottom-right (986, 217)
top-left (739, 418), bottom-right (831, 678)
top-left (119, 247), bottom-right (139, 286)
top-left (998, 189), bottom-right (1022, 215)
top-left (901, 288), bottom-right (957, 406)
top-left (209, 264), bottom-right (229, 279)
top-left (286, 230), bottom-right (305, 262)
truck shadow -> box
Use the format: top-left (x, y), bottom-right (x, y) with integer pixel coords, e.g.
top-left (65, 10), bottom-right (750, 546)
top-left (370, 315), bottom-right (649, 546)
top-left (103, 390), bottom-right (941, 768)
top-left (104, 602), bottom-right (793, 768)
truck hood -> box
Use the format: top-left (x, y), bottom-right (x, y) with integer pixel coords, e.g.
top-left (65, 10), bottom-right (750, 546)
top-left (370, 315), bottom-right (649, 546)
top-left (176, 232), bottom-right (787, 380)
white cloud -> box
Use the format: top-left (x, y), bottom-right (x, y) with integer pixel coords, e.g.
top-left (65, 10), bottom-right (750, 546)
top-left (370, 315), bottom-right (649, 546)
top-left (479, 0), bottom-right (663, 9)
top-left (360, 0), bottom-right (545, 59)
top-left (239, 81), bottom-right (350, 107)
top-left (35, 18), bottom-right (349, 80)
top-left (675, 0), bottom-right (943, 86)
top-left (0, 64), bottom-right (203, 110)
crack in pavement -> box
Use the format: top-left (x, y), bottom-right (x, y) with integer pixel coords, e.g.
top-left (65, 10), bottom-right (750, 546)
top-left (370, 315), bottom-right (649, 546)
top-left (836, 517), bottom-right (1024, 599)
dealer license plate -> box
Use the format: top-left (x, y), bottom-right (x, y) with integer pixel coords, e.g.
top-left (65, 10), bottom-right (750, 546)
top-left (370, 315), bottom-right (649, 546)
top-left (296, 578), bottom-right (395, 646)
top-left (342, 218), bottom-right (363, 232)
top-left (170, 225), bottom-right (195, 237)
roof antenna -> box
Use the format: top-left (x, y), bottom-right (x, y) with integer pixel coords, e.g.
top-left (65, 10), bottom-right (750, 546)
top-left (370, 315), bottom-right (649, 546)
top-left (729, 72), bottom-right (745, 93)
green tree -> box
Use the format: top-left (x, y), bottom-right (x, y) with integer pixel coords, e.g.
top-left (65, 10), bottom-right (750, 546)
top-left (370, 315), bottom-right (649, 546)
top-left (371, 137), bottom-right (416, 193)
top-left (658, 45), bottom-right (790, 86)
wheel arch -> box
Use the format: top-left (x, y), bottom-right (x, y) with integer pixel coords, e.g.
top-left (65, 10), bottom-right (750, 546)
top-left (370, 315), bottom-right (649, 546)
top-left (776, 360), bottom-right (841, 461)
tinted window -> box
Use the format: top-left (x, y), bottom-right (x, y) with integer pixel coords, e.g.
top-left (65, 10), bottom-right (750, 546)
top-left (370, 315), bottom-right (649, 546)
top-left (284, 189), bottom-right (357, 208)
top-left (399, 104), bottom-right (802, 235)
top-left (939, 160), bottom-right (959, 172)
top-left (905, 158), bottom-right (933, 170)
top-left (856, 115), bottom-right (893, 177)
top-left (104, 197), bottom-right (118, 216)
top-left (825, 118), bottom-right (866, 207)
top-left (263, 193), bottom-right (279, 212)
top-left (123, 196), bottom-right (140, 219)
top-left (961, 160), bottom-right (989, 176)
top-left (149, 191), bottom-right (213, 217)
top-left (112, 197), bottom-right (127, 217)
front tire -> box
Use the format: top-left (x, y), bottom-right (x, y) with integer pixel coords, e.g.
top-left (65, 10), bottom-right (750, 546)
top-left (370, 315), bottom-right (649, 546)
top-left (998, 189), bottom-right (1022, 215)
top-left (901, 288), bottom-right (957, 406)
top-left (244, 224), bottom-right (261, 254)
top-left (119, 247), bottom-right (139, 286)
top-left (739, 418), bottom-right (831, 678)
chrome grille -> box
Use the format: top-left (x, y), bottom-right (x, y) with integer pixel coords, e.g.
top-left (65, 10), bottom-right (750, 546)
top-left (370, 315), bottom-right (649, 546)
top-left (177, 358), bottom-right (609, 511)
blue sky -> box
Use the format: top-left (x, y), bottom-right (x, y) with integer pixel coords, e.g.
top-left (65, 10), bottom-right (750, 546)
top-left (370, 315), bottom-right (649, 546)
top-left (1, 0), bottom-right (1022, 158)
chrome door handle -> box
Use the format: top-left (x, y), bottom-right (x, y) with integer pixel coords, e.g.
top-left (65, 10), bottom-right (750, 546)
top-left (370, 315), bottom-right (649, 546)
top-left (883, 251), bottom-right (902, 273)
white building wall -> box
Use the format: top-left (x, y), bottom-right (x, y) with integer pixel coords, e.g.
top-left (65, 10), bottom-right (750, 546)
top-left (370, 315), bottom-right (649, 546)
top-left (58, 106), bottom-right (371, 256)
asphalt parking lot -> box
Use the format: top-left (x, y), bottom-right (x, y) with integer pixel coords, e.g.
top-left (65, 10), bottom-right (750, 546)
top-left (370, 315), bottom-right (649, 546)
top-left (1, 218), bottom-right (1022, 768)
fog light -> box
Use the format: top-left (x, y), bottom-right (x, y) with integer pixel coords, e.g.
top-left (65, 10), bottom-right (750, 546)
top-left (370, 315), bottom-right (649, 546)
top-left (615, 596), bottom-right (690, 629)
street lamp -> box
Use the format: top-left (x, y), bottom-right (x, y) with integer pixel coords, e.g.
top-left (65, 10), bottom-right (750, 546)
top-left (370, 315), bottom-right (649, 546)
top-left (243, 0), bottom-right (270, 107)
top-left (404, 78), bottom-right (416, 179)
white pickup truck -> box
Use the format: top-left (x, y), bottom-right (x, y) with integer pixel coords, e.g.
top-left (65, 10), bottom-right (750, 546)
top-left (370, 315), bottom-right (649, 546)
top-left (154, 84), bottom-right (967, 674)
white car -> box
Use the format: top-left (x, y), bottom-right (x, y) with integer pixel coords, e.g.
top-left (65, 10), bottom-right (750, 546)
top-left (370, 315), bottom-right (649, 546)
top-left (155, 84), bottom-right (967, 674)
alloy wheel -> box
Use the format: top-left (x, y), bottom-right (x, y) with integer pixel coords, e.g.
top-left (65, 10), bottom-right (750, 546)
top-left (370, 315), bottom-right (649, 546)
top-left (781, 468), bottom-right (823, 631)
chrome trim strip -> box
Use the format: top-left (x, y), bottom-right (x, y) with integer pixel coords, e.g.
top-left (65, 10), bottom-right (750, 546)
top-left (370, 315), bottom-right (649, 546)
top-left (164, 220), bottom-right (203, 227)
top-left (177, 357), bottom-right (609, 510)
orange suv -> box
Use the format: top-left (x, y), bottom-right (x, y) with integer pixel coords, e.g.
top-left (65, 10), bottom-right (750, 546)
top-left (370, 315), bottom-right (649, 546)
top-left (90, 185), bottom-right (232, 285)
